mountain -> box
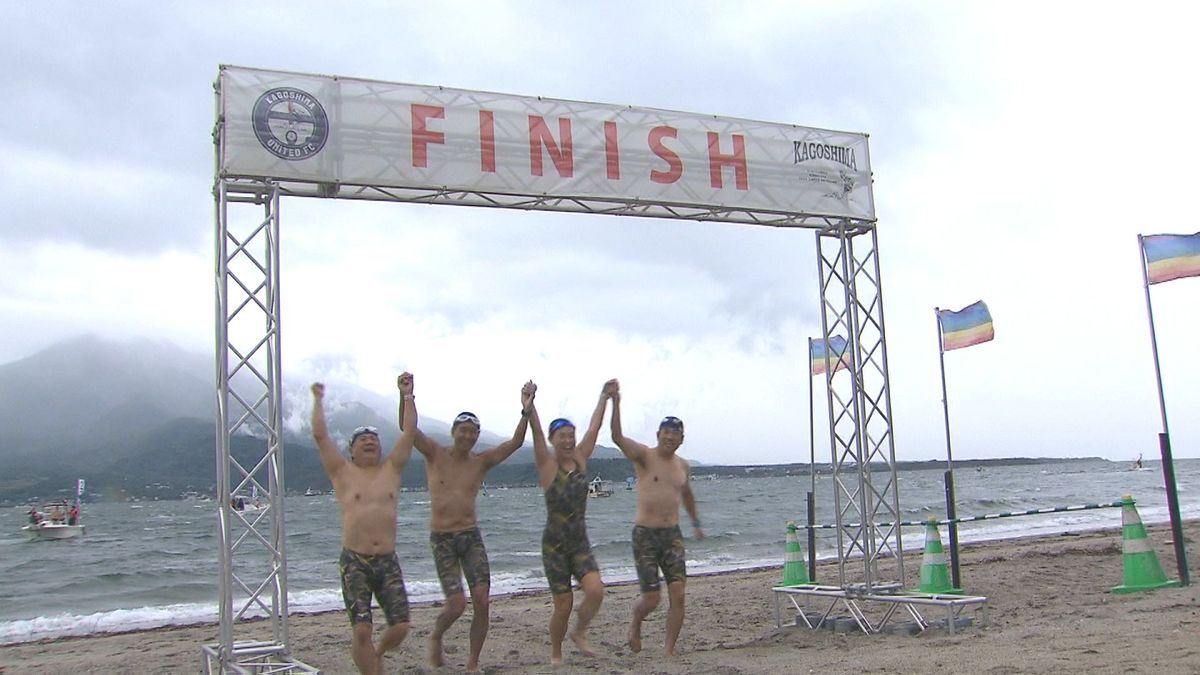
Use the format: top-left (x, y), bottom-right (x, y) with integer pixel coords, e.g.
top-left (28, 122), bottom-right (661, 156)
top-left (0, 335), bottom-right (211, 463)
top-left (0, 335), bottom-right (623, 502)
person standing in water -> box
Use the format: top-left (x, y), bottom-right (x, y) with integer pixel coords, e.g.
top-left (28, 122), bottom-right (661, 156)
top-left (526, 379), bottom-right (615, 665)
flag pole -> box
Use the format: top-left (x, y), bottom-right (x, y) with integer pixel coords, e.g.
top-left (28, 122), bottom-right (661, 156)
top-left (807, 337), bottom-right (817, 580)
top-left (1137, 235), bottom-right (1190, 586)
top-left (935, 308), bottom-right (962, 588)
top-left (808, 338), bottom-right (816, 498)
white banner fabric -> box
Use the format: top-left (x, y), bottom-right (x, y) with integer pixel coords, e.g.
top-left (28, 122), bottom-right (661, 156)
top-left (218, 66), bottom-right (874, 223)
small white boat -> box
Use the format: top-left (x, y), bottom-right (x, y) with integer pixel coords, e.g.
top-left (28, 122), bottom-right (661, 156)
top-left (231, 485), bottom-right (267, 512)
top-left (22, 481), bottom-right (86, 541)
top-left (588, 476), bottom-right (614, 498)
top-left (22, 521), bottom-right (85, 541)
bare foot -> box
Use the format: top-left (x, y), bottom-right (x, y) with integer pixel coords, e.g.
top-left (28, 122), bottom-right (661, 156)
top-left (550, 653), bottom-right (563, 666)
top-left (627, 627), bottom-right (642, 653)
top-left (569, 629), bottom-right (596, 657)
top-left (466, 660), bottom-right (481, 673)
top-left (428, 634), bottom-right (444, 667)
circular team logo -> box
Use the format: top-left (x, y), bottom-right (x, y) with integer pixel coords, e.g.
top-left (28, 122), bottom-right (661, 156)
top-left (251, 87), bottom-right (329, 161)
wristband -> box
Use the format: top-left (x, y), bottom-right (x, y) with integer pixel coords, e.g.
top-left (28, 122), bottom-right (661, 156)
top-left (402, 394), bottom-right (415, 401)
top-left (521, 408), bottom-right (531, 418)
top-left (691, 517), bottom-right (701, 528)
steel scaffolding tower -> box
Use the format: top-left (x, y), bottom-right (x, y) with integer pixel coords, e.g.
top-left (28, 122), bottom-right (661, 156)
top-left (205, 178), bottom-right (317, 674)
top-left (816, 222), bottom-right (905, 592)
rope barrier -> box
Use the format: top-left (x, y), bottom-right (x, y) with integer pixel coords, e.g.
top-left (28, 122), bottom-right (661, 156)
top-left (798, 500), bottom-right (1126, 529)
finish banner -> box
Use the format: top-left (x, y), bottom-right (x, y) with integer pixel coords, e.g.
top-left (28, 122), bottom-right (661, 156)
top-left (217, 65), bottom-right (875, 223)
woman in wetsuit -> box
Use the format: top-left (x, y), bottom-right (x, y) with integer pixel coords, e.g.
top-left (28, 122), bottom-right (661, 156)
top-left (526, 379), bottom-right (615, 665)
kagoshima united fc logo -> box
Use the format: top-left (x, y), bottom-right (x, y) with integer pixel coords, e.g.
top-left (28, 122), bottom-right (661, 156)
top-left (251, 87), bottom-right (329, 161)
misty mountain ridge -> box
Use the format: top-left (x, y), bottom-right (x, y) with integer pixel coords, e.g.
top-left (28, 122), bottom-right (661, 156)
top-left (0, 335), bottom-right (624, 499)
top-left (0, 334), bottom-right (528, 457)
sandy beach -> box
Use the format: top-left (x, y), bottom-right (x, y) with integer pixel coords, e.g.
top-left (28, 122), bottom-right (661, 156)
top-left (2, 521), bottom-right (1196, 674)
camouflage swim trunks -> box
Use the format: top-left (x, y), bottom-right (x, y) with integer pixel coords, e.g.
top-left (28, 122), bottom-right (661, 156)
top-left (542, 530), bottom-right (600, 595)
top-left (632, 524), bottom-right (687, 593)
top-left (430, 526), bottom-right (491, 596)
top-left (338, 548), bottom-right (409, 625)
top-left (542, 466), bottom-right (599, 594)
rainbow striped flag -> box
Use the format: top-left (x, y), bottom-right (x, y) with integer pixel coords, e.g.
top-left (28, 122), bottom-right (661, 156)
top-left (1142, 232), bottom-right (1200, 284)
top-left (810, 335), bottom-right (849, 375)
top-left (938, 301), bottom-right (994, 352)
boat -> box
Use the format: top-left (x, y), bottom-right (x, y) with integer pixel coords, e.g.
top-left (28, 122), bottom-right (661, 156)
top-left (22, 480), bottom-right (86, 541)
top-left (588, 476), bottom-right (614, 498)
top-left (22, 517), bottom-right (85, 541)
top-left (304, 487), bottom-right (319, 497)
top-left (231, 485), bottom-right (267, 512)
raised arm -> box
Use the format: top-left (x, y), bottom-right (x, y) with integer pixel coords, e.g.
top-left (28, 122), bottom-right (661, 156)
top-left (397, 385), bottom-right (438, 459)
top-left (681, 460), bottom-right (704, 540)
top-left (609, 380), bottom-right (649, 463)
top-left (576, 379), bottom-right (614, 460)
top-left (310, 383), bottom-right (347, 478)
top-left (387, 372), bottom-right (417, 473)
top-left (527, 384), bottom-right (558, 488)
top-left (481, 381), bottom-right (535, 470)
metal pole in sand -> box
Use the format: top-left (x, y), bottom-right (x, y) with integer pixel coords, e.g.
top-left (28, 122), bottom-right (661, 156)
top-left (1137, 235), bottom-right (1189, 586)
top-left (935, 308), bottom-right (962, 589)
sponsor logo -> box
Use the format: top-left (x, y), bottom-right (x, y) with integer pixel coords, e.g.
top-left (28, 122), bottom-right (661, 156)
top-left (252, 87), bottom-right (329, 161)
top-left (793, 140), bottom-right (859, 199)
top-left (793, 141), bottom-right (858, 170)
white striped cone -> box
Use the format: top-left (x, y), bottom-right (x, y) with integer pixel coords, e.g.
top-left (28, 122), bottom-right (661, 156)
top-left (913, 518), bottom-right (962, 594)
top-left (781, 521), bottom-right (810, 586)
top-left (1111, 495), bottom-right (1180, 593)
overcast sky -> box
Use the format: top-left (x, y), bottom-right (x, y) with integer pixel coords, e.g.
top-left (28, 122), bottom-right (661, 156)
top-left (2, 2), bottom-right (1198, 465)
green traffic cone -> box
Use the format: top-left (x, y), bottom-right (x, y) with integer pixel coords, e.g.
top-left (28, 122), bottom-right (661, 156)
top-left (781, 521), bottom-right (811, 586)
top-left (913, 517), bottom-right (962, 595)
top-left (1111, 495), bottom-right (1181, 594)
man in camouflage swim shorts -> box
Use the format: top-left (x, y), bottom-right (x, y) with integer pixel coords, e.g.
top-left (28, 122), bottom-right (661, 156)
top-left (402, 382), bottom-right (534, 672)
top-left (610, 380), bottom-right (704, 658)
top-left (312, 373), bottom-right (418, 675)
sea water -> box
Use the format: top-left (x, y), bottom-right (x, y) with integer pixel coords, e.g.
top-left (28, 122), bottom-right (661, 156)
top-left (0, 458), bottom-right (1195, 645)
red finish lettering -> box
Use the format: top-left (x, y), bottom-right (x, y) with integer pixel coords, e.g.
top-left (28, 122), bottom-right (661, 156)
top-left (648, 126), bottom-right (683, 184)
top-left (707, 132), bottom-right (748, 190)
top-left (411, 104), bottom-right (445, 168)
top-left (528, 116), bottom-right (574, 177)
top-left (604, 121), bottom-right (620, 180)
top-left (479, 110), bottom-right (496, 173)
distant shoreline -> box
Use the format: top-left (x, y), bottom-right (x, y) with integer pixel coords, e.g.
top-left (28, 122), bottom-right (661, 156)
top-left (0, 455), bottom-right (1140, 506)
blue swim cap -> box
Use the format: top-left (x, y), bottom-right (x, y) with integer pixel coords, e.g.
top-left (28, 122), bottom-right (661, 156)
top-left (548, 418), bottom-right (575, 436)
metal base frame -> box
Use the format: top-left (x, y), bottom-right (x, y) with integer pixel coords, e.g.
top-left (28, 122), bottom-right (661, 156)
top-left (203, 641), bottom-right (321, 675)
top-left (772, 585), bottom-right (989, 635)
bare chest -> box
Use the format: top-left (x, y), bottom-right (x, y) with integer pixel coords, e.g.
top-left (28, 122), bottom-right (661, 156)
top-left (335, 466), bottom-right (401, 506)
top-left (637, 456), bottom-right (686, 491)
top-left (427, 453), bottom-right (487, 496)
